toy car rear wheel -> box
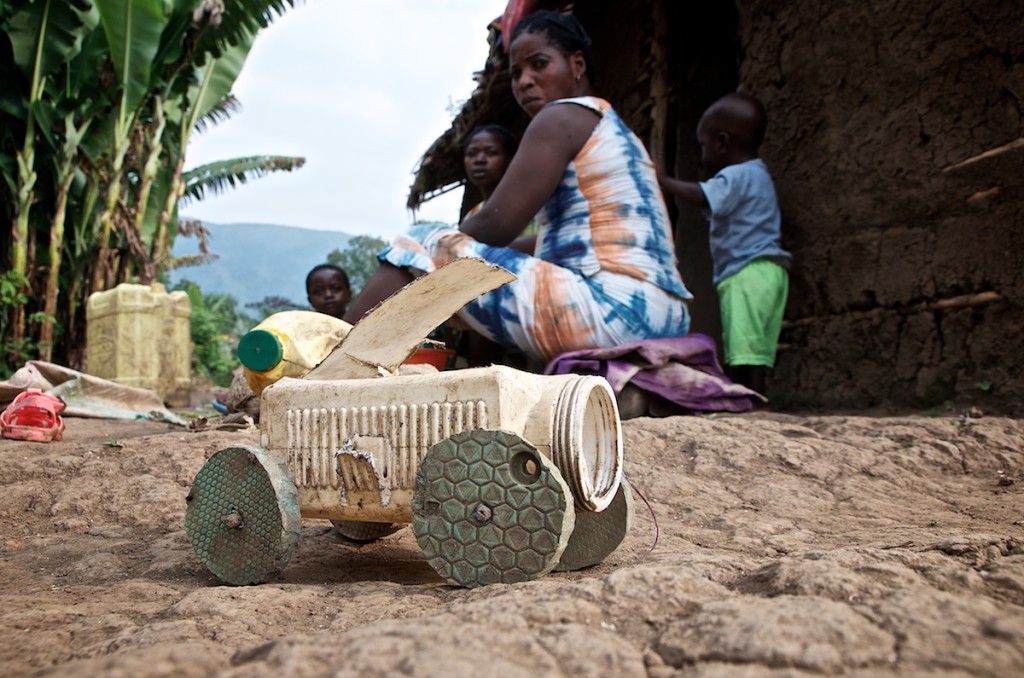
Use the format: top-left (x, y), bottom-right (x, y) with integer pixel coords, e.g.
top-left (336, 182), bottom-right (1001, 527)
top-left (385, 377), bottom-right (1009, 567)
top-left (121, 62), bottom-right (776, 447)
top-left (553, 476), bottom-right (635, 571)
top-left (330, 520), bottom-right (403, 543)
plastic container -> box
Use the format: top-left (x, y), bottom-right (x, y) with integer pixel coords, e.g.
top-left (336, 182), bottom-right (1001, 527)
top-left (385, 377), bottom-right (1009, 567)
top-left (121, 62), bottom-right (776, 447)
top-left (86, 283), bottom-right (191, 403)
top-left (260, 365), bottom-right (623, 522)
top-left (238, 310), bottom-right (353, 396)
top-left (158, 287), bottom-right (193, 406)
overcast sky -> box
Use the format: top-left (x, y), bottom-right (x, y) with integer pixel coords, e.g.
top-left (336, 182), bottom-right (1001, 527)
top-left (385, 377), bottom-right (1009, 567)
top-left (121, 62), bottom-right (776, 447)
top-left (182, 1), bottom-right (507, 241)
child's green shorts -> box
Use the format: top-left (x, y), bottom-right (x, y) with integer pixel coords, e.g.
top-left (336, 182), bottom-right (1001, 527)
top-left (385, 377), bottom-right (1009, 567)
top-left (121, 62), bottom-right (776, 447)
top-left (716, 258), bottom-right (789, 367)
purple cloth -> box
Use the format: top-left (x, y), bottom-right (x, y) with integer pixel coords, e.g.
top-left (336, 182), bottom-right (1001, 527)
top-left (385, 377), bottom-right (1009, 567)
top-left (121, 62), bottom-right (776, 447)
top-left (543, 334), bottom-right (764, 414)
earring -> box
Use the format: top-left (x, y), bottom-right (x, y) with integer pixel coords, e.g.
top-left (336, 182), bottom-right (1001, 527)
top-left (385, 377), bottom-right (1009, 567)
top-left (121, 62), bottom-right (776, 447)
top-left (575, 74), bottom-right (581, 83)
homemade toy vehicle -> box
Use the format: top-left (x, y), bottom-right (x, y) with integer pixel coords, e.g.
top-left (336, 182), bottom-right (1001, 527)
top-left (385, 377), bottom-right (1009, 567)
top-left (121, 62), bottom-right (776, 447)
top-left (184, 259), bottom-right (634, 588)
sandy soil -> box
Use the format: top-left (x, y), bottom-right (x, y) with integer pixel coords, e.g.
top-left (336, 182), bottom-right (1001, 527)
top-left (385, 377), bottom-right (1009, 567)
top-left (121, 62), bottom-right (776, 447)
top-left (1, 407), bottom-right (1022, 677)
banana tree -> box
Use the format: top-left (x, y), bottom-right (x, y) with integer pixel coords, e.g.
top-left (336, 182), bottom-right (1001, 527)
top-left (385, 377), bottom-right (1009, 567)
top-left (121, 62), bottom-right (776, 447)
top-left (146, 29), bottom-right (254, 280)
top-left (151, 0), bottom-right (304, 274)
top-left (88, 0), bottom-right (170, 294)
top-left (89, 0), bottom-right (301, 290)
top-left (1, 0), bottom-right (303, 371)
top-left (38, 114), bottom-right (94, 360)
top-left (3, 0), bottom-right (95, 349)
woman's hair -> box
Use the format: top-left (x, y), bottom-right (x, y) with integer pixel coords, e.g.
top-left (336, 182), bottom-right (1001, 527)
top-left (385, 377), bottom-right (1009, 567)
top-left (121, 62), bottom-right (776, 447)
top-left (509, 10), bottom-right (596, 86)
top-left (462, 124), bottom-right (520, 157)
top-left (305, 263), bottom-right (349, 290)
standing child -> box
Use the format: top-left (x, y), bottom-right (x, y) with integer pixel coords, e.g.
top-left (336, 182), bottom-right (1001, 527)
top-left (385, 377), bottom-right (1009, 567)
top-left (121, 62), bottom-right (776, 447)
top-left (658, 92), bottom-right (790, 395)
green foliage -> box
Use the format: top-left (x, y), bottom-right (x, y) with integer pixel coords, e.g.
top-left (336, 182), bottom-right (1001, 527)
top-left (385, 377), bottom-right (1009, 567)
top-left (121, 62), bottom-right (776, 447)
top-left (181, 156), bottom-right (306, 205)
top-left (327, 235), bottom-right (389, 297)
top-left (0, 0), bottom-right (302, 371)
top-left (0, 314), bottom-right (53, 379)
top-left (0, 271), bottom-right (34, 378)
top-left (171, 279), bottom-right (255, 387)
top-left (0, 271), bottom-right (29, 308)
top-left (27, 311), bottom-right (54, 325)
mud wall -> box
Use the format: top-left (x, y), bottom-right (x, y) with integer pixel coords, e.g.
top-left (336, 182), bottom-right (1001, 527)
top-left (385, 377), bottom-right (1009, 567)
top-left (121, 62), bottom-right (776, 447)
top-left (726, 0), bottom-right (1024, 412)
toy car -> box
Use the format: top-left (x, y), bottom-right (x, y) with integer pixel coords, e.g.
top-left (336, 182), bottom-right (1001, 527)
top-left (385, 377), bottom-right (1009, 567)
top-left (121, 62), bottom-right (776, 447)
top-left (184, 259), bottom-right (634, 588)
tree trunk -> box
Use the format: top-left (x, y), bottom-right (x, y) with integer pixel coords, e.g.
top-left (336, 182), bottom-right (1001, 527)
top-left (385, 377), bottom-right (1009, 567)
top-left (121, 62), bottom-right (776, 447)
top-left (39, 170), bottom-right (74, 362)
top-left (133, 99), bottom-right (167, 284)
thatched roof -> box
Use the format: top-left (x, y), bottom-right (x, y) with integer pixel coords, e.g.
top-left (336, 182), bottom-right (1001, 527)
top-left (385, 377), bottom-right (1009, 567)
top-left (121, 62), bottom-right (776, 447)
top-left (406, 20), bottom-right (529, 212)
top-left (405, 0), bottom-right (672, 213)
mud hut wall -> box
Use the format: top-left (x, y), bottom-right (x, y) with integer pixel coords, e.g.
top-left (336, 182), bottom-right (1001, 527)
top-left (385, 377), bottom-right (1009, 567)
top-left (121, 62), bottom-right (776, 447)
top-left (733, 0), bottom-right (1024, 411)
top-left (411, 0), bottom-right (1022, 411)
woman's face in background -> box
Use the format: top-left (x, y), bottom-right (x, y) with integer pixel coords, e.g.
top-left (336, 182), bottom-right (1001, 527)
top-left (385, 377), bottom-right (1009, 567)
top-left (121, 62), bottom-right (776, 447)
top-left (464, 131), bottom-right (512, 197)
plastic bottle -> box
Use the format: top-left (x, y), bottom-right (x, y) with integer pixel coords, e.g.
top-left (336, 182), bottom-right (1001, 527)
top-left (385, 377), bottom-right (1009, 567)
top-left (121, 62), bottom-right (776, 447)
top-left (238, 310), bottom-right (352, 395)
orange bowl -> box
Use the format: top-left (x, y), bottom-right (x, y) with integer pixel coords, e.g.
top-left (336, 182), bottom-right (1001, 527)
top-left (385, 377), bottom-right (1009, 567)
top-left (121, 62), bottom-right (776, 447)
top-left (404, 347), bottom-right (455, 371)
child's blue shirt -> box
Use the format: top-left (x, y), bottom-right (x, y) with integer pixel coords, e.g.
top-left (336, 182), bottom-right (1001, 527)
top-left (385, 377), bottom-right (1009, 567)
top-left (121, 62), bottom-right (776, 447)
top-left (699, 159), bottom-right (791, 285)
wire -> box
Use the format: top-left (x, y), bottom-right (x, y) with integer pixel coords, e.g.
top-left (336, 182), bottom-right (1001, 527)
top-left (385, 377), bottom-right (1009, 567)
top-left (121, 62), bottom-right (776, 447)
top-left (626, 474), bottom-right (659, 563)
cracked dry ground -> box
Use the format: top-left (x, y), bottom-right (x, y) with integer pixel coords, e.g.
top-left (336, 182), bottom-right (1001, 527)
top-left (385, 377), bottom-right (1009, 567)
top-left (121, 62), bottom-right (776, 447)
top-left (1, 412), bottom-right (1022, 676)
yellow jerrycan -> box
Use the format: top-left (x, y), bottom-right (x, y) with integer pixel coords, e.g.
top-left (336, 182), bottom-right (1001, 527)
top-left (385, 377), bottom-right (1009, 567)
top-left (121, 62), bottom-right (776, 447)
top-left (237, 310), bottom-right (352, 395)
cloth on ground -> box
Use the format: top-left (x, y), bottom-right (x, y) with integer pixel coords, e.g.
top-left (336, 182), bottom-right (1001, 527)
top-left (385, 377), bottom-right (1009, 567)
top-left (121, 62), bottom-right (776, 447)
top-left (0, 361), bottom-right (186, 425)
top-left (544, 334), bottom-right (765, 414)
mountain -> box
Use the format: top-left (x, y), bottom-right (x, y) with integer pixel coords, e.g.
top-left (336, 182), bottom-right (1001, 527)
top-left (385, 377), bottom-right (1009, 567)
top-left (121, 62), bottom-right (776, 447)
top-left (168, 221), bottom-right (353, 309)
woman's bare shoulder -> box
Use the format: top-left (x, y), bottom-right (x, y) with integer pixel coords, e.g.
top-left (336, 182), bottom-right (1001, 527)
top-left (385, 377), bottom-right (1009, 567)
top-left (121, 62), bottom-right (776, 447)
top-left (524, 101), bottom-right (601, 150)
top-left (534, 99), bottom-right (602, 124)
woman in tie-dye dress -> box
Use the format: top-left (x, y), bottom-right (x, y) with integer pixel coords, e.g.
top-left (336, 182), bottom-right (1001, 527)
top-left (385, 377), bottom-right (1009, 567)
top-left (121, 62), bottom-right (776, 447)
top-left (344, 10), bottom-right (691, 363)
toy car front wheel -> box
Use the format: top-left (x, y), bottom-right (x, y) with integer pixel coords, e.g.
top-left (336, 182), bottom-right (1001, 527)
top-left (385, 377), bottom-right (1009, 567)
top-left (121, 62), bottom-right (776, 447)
top-left (411, 429), bottom-right (575, 588)
top-left (185, 445), bottom-right (300, 585)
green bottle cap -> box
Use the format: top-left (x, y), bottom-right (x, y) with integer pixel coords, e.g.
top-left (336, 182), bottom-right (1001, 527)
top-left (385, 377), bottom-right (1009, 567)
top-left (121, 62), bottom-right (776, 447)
top-left (238, 329), bottom-right (283, 372)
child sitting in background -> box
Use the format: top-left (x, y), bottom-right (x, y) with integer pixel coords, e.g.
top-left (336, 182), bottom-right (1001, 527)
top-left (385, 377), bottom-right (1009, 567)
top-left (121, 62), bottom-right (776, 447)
top-left (657, 92), bottom-right (791, 396)
top-left (305, 263), bottom-right (351, 319)
top-left (217, 263), bottom-right (353, 418)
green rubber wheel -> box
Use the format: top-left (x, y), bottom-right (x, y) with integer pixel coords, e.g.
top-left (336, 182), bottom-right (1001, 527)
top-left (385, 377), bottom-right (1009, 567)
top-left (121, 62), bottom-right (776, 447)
top-left (412, 429), bottom-right (575, 588)
top-left (553, 476), bottom-right (635, 571)
top-left (185, 445), bottom-right (300, 585)
top-left (331, 520), bottom-right (403, 543)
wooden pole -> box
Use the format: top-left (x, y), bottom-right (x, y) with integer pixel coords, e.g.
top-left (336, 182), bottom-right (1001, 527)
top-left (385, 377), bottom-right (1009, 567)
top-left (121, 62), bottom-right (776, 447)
top-left (649, 0), bottom-right (670, 168)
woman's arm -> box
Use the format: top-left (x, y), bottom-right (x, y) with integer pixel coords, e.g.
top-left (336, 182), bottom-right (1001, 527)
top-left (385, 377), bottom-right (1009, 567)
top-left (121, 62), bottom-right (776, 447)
top-left (460, 103), bottom-right (599, 246)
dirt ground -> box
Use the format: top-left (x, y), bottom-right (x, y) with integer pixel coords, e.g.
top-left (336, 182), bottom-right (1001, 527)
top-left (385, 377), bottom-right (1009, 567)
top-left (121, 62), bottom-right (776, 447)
top-left (1, 404), bottom-right (1022, 677)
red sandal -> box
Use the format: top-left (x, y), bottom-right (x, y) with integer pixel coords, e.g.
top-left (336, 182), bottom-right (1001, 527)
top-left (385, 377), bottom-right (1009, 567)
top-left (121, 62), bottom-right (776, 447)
top-left (1, 388), bottom-right (66, 442)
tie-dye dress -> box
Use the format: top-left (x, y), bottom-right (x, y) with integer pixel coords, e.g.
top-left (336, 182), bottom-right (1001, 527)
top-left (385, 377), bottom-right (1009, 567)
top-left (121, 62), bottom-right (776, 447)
top-left (381, 96), bottom-right (692, 362)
